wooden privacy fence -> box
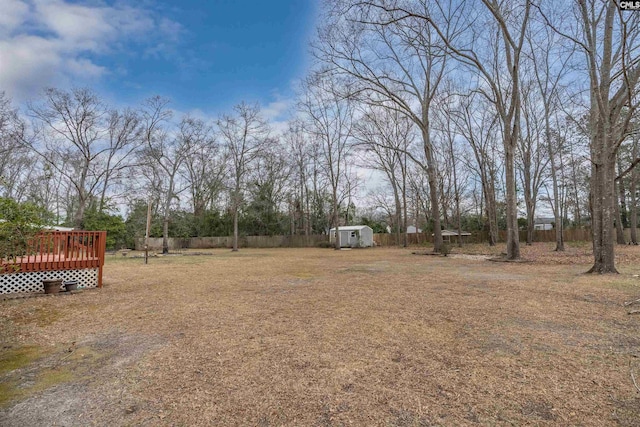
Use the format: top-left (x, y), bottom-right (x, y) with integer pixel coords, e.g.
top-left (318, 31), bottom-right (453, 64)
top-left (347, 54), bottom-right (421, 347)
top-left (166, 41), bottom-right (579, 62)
top-left (137, 234), bottom-right (329, 250)
top-left (373, 228), bottom-right (598, 246)
top-left (134, 228), bottom-right (630, 250)
top-left (1, 230), bottom-right (107, 288)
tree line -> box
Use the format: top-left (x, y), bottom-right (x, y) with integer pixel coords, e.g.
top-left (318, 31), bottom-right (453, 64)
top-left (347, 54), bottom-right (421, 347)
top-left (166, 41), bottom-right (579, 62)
top-left (0, 0), bottom-right (639, 273)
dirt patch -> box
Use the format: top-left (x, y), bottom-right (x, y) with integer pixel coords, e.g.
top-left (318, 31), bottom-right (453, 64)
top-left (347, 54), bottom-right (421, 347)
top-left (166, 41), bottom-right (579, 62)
top-left (0, 331), bottom-right (163, 426)
top-left (1, 247), bottom-right (639, 425)
top-left (450, 254), bottom-right (490, 261)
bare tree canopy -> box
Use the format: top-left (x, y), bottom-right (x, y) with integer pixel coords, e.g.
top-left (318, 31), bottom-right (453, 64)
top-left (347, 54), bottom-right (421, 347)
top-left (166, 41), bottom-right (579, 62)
top-left (1, 1), bottom-right (639, 264)
top-left (218, 102), bottom-right (272, 251)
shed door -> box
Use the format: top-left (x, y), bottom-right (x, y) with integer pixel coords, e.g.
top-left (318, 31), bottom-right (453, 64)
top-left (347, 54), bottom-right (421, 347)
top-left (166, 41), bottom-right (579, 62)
top-left (339, 231), bottom-right (350, 247)
top-left (349, 231), bottom-right (359, 247)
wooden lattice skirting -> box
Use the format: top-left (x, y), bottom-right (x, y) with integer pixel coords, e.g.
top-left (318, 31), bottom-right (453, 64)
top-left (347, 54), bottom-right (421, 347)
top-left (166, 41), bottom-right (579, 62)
top-left (0, 269), bottom-right (98, 294)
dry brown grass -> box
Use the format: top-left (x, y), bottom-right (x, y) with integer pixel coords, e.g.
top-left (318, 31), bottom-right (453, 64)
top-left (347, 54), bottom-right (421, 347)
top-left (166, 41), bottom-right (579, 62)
top-left (1, 244), bottom-right (640, 426)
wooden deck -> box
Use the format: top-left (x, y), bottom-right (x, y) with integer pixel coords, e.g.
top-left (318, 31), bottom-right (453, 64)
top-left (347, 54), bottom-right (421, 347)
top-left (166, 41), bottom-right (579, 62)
top-left (1, 231), bottom-right (107, 287)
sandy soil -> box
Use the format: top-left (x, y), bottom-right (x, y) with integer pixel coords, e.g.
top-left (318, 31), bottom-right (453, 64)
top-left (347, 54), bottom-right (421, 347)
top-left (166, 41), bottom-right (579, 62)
top-left (1, 243), bottom-right (639, 426)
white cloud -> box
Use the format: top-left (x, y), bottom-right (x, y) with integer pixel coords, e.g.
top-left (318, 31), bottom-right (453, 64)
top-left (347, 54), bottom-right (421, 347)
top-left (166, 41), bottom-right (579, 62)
top-left (262, 94), bottom-right (295, 135)
top-left (0, 0), bottom-right (29, 36)
top-left (65, 58), bottom-right (107, 79)
top-left (0, 0), bottom-right (182, 102)
top-left (262, 99), bottom-right (291, 121)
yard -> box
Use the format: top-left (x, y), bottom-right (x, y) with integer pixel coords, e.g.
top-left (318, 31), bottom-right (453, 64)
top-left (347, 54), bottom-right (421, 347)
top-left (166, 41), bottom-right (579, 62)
top-left (1, 244), bottom-right (640, 426)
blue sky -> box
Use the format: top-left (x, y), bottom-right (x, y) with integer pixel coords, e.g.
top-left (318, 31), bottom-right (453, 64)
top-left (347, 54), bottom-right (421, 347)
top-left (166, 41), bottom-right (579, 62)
top-left (0, 0), bottom-right (319, 119)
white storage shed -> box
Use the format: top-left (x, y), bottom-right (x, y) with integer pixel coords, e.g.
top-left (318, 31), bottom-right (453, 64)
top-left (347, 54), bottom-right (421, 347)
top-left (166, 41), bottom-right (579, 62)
top-left (329, 225), bottom-right (374, 248)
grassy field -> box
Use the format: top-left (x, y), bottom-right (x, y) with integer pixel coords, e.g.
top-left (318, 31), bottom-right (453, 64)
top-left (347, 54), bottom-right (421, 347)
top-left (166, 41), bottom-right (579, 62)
top-left (1, 243), bottom-right (640, 426)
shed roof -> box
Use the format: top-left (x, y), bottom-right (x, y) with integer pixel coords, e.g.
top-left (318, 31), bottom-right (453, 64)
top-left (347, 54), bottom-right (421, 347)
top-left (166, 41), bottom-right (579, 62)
top-left (0, 219), bottom-right (74, 232)
top-left (329, 225), bottom-right (372, 232)
top-left (43, 225), bottom-right (75, 231)
top-left (534, 217), bottom-right (555, 224)
top-left (440, 229), bottom-right (471, 236)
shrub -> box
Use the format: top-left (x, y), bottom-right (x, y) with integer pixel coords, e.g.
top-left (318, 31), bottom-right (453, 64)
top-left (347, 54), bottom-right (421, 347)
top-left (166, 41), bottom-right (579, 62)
top-left (83, 208), bottom-right (126, 250)
top-left (0, 198), bottom-right (44, 271)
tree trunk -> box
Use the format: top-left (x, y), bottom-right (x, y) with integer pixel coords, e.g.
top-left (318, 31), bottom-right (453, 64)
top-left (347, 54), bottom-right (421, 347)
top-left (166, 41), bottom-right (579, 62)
top-left (526, 207), bottom-right (534, 246)
top-left (523, 173), bottom-right (534, 245)
top-left (414, 195), bottom-right (421, 245)
top-left (441, 181), bottom-right (449, 229)
top-left (162, 188), bottom-right (172, 255)
top-left (455, 194), bottom-right (462, 248)
top-left (422, 128), bottom-right (442, 252)
top-left (290, 199), bottom-right (295, 236)
top-left (618, 156), bottom-right (629, 228)
top-left (583, 1), bottom-right (632, 274)
top-left (302, 180), bottom-right (309, 236)
top-left (504, 137), bottom-right (520, 260)
top-left (554, 205), bottom-right (565, 252)
top-left (232, 187), bottom-right (240, 252)
top-left (630, 177), bottom-right (638, 244)
top-left (630, 140), bottom-right (638, 245)
top-left (193, 201), bottom-right (205, 237)
top-left (614, 180), bottom-right (626, 245)
top-left (588, 158), bottom-right (618, 273)
top-left (427, 167), bottom-right (443, 252)
top-left (99, 174), bottom-right (109, 214)
top-left (400, 148), bottom-right (408, 248)
top-left (570, 148), bottom-right (583, 226)
top-left (391, 180), bottom-right (402, 247)
top-left (73, 194), bottom-right (86, 229)
top-left (396, 202), bottom-right (402, 247)
top-left (162, 214), bottom-right (169, 254)
top-left (402, 173), bottom-right (408, 248)
top-left (449, 135), bottom-right (463, 248)
top-left (483, 176), bottom-right (498, 246)
top-left (546, 112), bottom-right (564, 251)
top-left (333, 187), bottom-right (340, 250)
top-left (232, 206), bottom-right (239, 251)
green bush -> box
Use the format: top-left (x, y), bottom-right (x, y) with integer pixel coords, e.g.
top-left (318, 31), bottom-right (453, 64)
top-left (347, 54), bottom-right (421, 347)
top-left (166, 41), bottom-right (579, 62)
top-left (0, 198), bottom-right (44, 270)
top-left (83, 208), bottom-right (126, 250)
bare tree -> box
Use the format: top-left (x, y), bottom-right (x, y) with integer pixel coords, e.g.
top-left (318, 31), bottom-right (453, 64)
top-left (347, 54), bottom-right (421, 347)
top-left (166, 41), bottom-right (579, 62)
top-left (629, 132), bottom-right (639, 245)
top-left (140, 97), bottom-right (193, 254)
top-left (527, 20), bottom-right (573, 251)
top-left (407, 164), bottom-right (432, 237)
top-left (24, 88), bottom-right (142, 227)
top-left (518, 81), bottom-right (550, 245)
top-left (360, 0), bottom-right (532, 259)
top-left (26, 88), bottom-right (106, 227)
top-left (615, 151), bottom-right (627, 245)
top-left (180, 118), bottom-right (224, 236)
top-left (354, 105), bottom-right (413, 246)
top-left (98, 109), bottom-right (143, 211)
top-left (434, 87), bottom-right (468, 247)
top-left (451, 93), bottom-right (501, 246)
top-left (299, 72), bottom-right (355, 249)
top-left (0, 92), bottom-right (37, 202)
top-left (539, 1), bottom-right (640, 272)
top-left (217, 102), bottom-right (271, 251)
top-left (245, 144), bottom-right (292, 235)
top-left (315, 0), bottom-right (448, 251)
top-left (284, 120), bottom-right (315, 236)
